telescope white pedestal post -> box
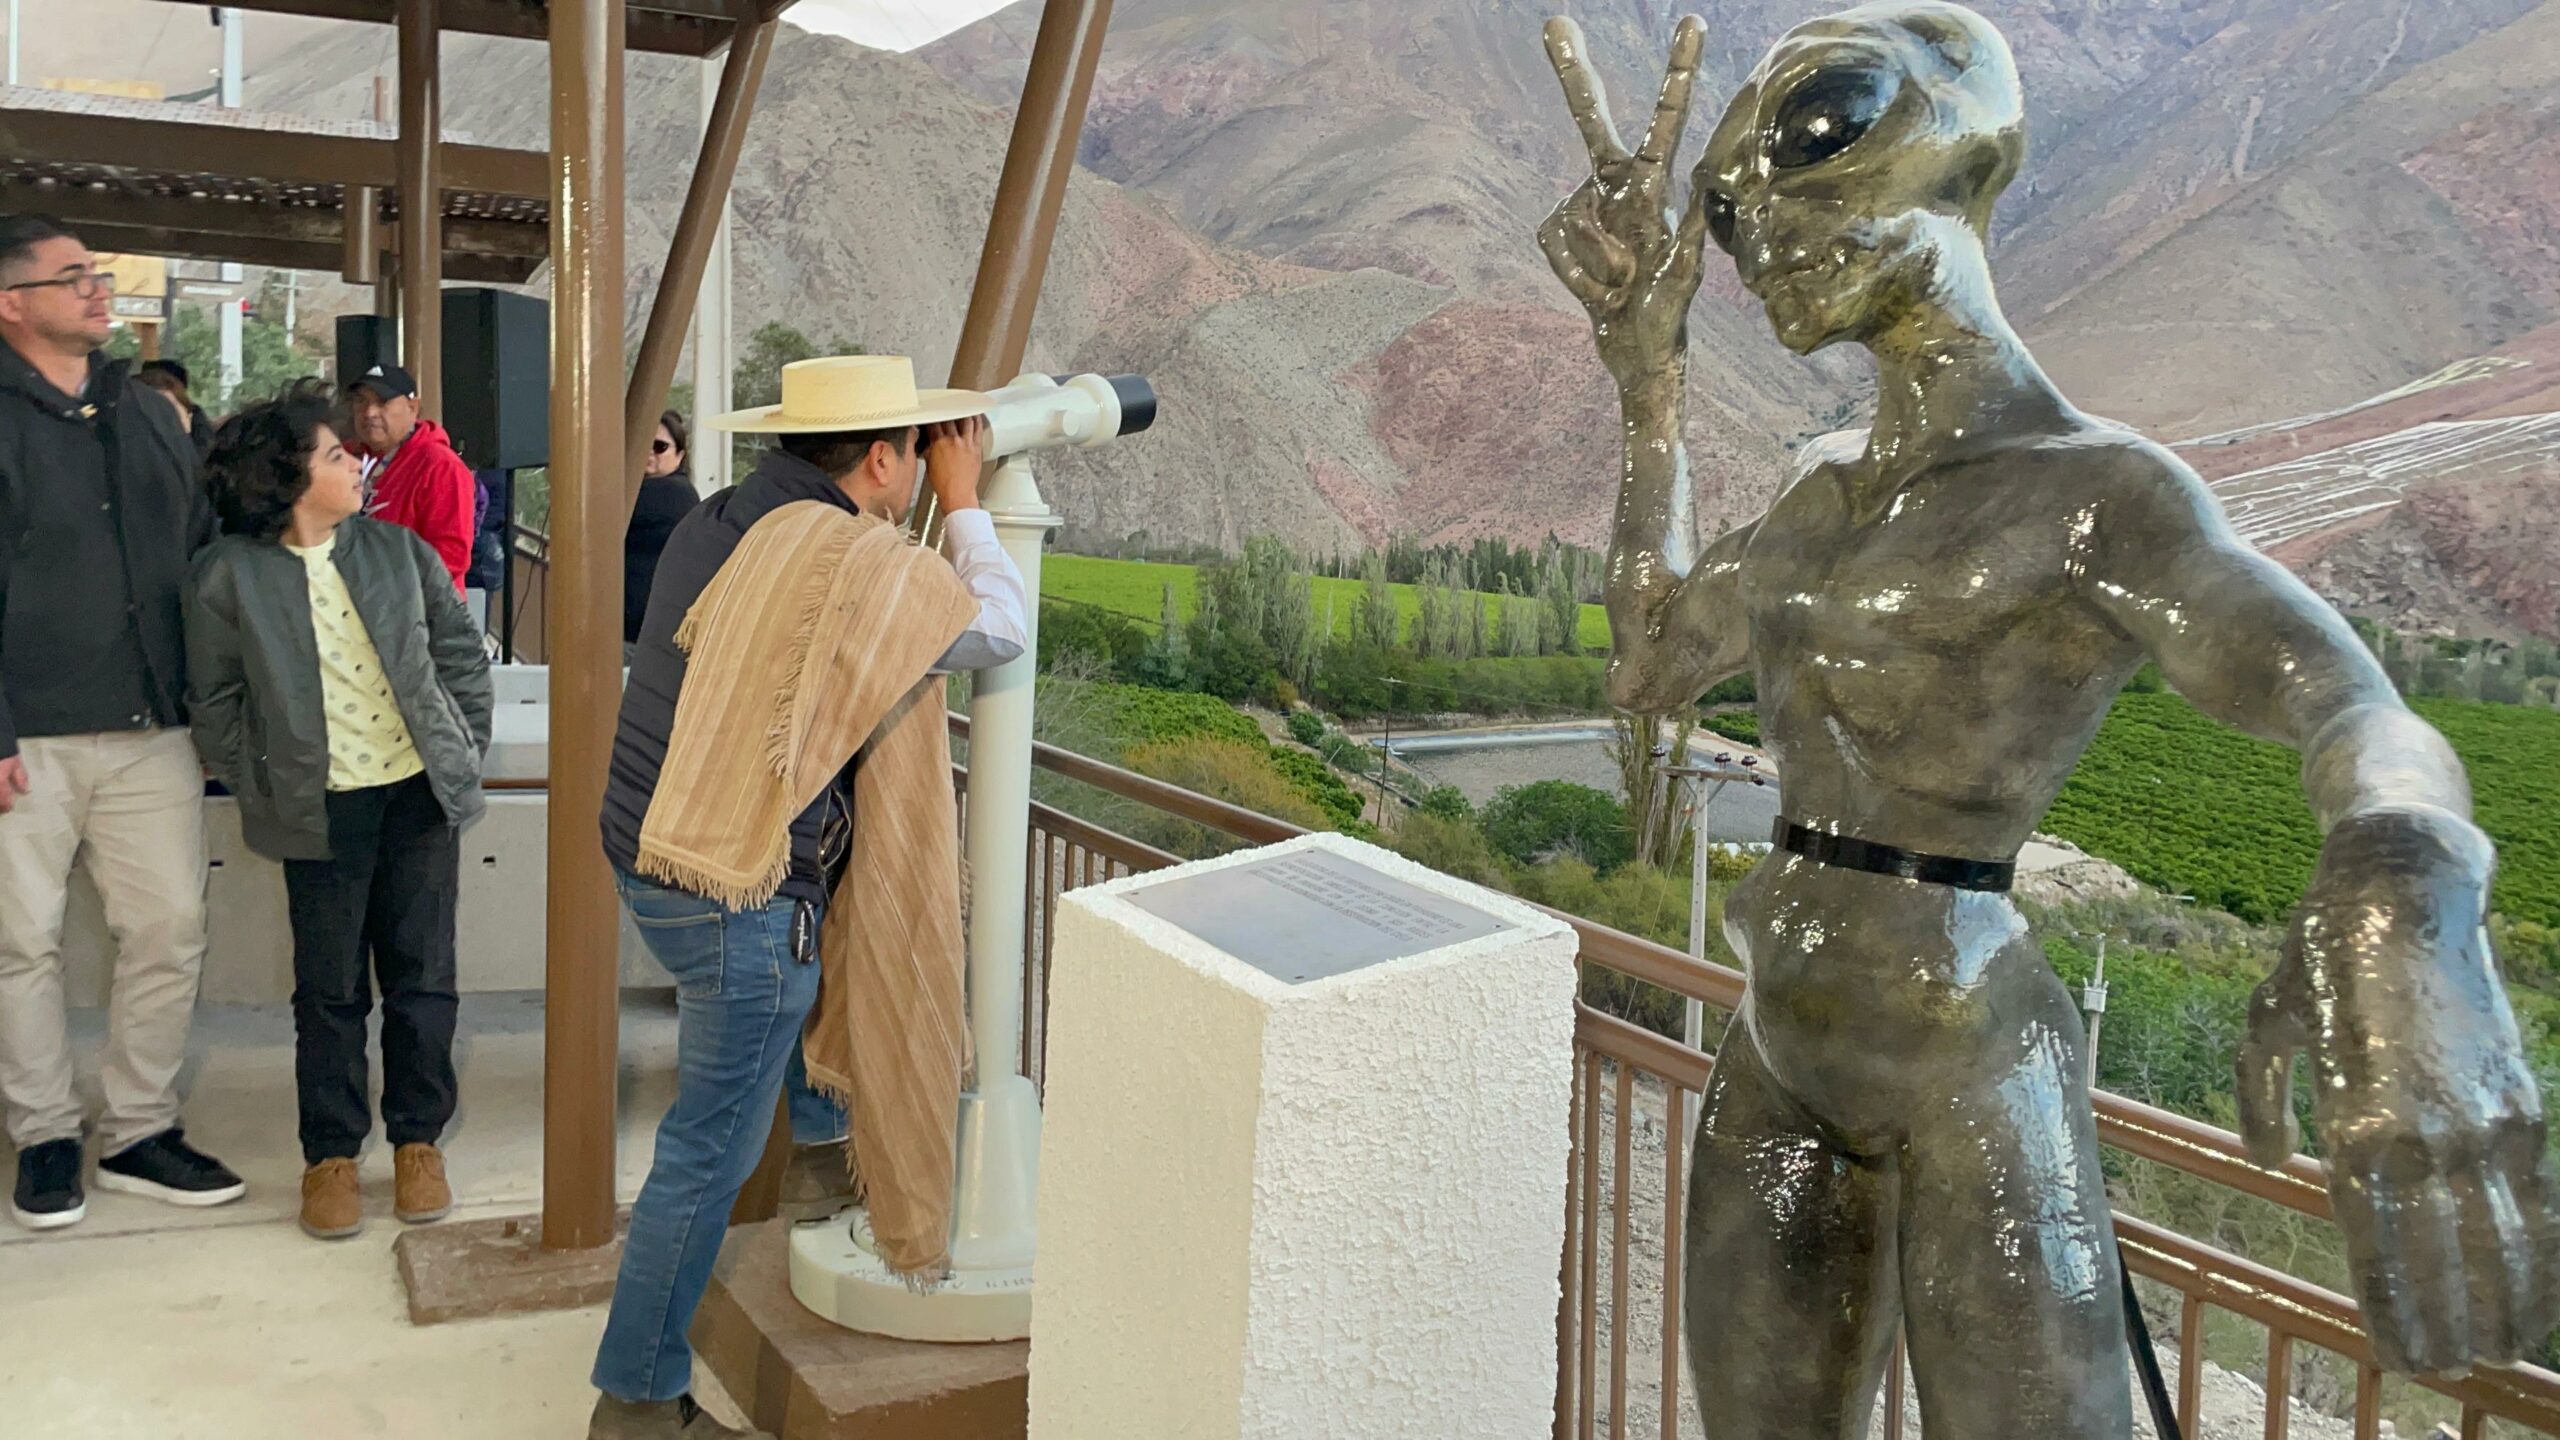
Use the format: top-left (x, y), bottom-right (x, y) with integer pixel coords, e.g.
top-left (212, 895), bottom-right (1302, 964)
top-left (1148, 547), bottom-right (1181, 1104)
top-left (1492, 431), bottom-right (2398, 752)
top-left (788, 451), bottom-right (1059, 1342)
top-left (1029, 833), bottom-right (1579, 1438)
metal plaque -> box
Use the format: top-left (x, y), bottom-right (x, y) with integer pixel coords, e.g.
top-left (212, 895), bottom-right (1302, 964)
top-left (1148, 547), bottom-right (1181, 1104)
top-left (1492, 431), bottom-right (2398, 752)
top-left (1123, 847), bottom-right (1516, 984)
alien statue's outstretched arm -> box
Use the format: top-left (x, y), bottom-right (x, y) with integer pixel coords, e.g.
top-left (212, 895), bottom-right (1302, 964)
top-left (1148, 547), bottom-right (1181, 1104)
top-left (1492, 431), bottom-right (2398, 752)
top-left (2088, 456), bottom-right (2558, 1375)
top-left (1538, 15), bottom-right (1754, 716)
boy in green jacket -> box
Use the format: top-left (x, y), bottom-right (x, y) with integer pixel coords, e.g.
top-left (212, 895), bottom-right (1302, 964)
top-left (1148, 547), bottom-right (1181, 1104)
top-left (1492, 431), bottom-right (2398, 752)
top-left (187, 382), bottom-right (492, 1241)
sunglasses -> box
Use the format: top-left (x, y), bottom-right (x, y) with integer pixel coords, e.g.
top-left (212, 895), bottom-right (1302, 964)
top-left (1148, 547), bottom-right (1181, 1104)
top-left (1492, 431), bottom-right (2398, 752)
top-left (5, 269), bottom-right (116, 299)
top-left (650, 439), bottom-right (675, 456)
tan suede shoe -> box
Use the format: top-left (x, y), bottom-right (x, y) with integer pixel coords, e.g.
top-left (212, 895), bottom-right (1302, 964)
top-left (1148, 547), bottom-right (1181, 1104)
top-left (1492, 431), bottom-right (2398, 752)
top-left (299, 1158), bottom-right (362, 1240)
top-left (393, 1143), bottom-right (452, 1224)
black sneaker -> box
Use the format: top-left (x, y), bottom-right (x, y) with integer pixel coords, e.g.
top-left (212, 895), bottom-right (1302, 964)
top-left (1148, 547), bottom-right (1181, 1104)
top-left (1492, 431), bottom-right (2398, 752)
top-left (10, 1138), bottom-right (85, 1230)
top-left (94, 1128), bottom-right (245, 1208)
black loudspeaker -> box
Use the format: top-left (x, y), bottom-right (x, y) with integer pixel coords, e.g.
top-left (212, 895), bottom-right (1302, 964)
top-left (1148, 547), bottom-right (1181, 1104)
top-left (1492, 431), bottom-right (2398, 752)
top-left (335, 314), bottom-right (399, 387)
top-left (440, 287), bottom-right (549, 470)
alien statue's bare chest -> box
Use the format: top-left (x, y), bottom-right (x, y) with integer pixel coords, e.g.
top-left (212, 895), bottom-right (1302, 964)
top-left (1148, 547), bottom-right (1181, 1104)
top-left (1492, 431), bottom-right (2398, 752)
top-left (1739, 463), bottom-right (2087, 681)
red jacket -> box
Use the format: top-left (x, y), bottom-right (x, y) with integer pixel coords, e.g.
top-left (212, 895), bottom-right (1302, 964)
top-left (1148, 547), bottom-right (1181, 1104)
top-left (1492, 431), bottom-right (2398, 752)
top-left (364, 418), bottom-right (474, 591)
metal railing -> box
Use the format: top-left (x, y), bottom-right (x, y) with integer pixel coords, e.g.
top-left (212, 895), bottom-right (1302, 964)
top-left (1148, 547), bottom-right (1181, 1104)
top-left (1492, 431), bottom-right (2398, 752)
top-left (965, 714), bottom-right (2560, 1440)
top-left (497, 716), bottom-right (2560, 1436)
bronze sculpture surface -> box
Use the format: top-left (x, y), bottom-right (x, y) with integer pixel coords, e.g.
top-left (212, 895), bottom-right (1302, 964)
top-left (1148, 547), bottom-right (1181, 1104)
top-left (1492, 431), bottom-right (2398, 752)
top-left (1537, 5), bottom-right (2560, 1434)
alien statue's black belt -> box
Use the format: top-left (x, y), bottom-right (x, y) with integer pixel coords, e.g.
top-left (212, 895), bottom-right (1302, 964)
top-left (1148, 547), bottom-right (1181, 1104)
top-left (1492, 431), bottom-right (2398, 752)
top-left (1772, 819), bottom-right (2017, 893)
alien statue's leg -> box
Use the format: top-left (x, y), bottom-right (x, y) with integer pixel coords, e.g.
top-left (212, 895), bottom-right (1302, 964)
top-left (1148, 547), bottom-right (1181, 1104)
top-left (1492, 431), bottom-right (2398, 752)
top-left (1684, 1023), bottom-right (1901, 1440)
top-left (1895, 1009), bottom-right (2133, 1439)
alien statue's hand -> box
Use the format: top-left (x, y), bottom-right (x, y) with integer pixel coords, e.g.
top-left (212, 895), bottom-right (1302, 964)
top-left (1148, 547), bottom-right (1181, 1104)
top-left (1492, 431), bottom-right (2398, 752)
top-left (1539, 15), bottom-right (1712, 392)
top-left (2238, 803), bottom-right (2560, 1374)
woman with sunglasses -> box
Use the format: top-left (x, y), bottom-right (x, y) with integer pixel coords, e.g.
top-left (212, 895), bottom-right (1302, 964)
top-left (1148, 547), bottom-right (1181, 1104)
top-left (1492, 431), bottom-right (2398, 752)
top-left (623, 409), bottom-right (697, 658)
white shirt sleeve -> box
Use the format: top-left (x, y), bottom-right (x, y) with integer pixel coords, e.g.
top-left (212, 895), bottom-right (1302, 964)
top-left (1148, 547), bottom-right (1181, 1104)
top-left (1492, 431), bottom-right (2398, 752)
top-left (929, 508), bottom-right (1031, 674)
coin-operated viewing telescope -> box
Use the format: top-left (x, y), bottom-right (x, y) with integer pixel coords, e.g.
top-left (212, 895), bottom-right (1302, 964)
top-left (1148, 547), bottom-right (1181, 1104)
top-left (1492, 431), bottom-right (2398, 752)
top-left (979, 371), bottom-right (1158, 462)
top-left (793, 369), bottom-right (1162, 1345)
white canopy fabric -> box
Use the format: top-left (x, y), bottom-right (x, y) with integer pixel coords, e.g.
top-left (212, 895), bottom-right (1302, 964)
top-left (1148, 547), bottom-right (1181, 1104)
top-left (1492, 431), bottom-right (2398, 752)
top-left (783, 0), bottom-right (1026, 53)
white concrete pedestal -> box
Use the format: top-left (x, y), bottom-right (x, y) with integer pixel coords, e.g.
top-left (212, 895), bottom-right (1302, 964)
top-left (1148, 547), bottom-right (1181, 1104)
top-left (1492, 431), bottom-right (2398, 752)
top-left (1028, 832), bottom-right (1578, 1439)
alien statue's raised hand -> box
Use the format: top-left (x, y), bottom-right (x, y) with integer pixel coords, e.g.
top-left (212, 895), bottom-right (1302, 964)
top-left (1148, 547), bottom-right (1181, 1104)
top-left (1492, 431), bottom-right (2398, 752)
top-left (1537, 2), bottom-right (2560, 1416)
top-left (1536, 15), bottom-right (1710, 393)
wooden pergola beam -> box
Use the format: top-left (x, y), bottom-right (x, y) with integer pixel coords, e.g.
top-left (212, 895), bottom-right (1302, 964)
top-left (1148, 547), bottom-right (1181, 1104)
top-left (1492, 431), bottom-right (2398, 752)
top-left (67, 221), bottom-right (539, 284)
top-left (0, 106), bottom-right (547, 199)
top-left (18, 186), bottom-right (544, 260)
top-left (145, 0), bottom-right (741, 57)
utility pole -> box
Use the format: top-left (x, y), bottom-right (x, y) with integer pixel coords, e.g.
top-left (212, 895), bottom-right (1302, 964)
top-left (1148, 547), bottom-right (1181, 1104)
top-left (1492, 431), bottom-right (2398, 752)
top-left (7, 0), bottom-right (21, 86)
top-left (216, 7), bottom-right (247, 398)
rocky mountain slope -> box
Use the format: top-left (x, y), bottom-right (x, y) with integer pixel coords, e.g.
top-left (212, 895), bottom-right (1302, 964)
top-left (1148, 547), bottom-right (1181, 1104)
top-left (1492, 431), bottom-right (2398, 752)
top-left (191, 1), bottom-right (2560, 636)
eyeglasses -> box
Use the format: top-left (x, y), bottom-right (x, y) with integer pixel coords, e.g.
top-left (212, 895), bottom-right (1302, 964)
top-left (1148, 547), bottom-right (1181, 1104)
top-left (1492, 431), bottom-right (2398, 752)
top-left (650, 439), bottom-right (674, 456)
top-left (4, 269), bottom-right (117, 299)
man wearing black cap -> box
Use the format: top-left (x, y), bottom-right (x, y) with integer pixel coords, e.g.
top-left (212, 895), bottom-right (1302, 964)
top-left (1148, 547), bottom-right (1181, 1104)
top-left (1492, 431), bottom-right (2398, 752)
top-left (344, 362), bottom-right (473, 592)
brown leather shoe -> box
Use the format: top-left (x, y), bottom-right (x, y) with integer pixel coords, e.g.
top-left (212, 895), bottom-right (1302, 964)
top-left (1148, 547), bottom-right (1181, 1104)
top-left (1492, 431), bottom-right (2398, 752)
top-left (393, 1143), bottom-right (452, 1224)
top-left (299, 1158), bottom-right (362, 1240)
top-left (776, 1142), bottom-right (855, 1222)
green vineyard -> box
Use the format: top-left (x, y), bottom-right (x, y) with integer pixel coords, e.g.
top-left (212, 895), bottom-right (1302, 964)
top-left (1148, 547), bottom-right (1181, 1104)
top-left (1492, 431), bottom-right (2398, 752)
top-left (2045, 693), bottom-right (2560, 928)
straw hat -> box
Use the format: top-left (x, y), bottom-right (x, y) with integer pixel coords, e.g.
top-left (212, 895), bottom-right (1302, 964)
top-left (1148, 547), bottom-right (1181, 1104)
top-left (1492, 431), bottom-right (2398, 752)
top-left (705, 354), bottom-right (989, 433)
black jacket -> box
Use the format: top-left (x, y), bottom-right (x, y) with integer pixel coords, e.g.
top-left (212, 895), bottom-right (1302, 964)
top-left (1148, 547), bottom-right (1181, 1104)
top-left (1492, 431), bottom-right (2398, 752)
top-left (600, 452), bottom-right (856, 906)
top-left (0, 342), bottom-right (211, 757)
top-left (623, 468), bottom-right (697, 643)
top-left (187, 517), bottom-right (495, 861)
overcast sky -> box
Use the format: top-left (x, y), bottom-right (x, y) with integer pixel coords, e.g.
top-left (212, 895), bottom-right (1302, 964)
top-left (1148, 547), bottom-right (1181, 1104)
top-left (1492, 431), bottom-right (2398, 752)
top-left (783, 0), bottom-right (1026, 52)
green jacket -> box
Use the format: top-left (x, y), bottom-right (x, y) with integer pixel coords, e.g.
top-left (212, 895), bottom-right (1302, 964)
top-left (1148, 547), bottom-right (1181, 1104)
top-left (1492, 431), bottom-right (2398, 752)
top-left (186, 516), bottom-right (493, 861)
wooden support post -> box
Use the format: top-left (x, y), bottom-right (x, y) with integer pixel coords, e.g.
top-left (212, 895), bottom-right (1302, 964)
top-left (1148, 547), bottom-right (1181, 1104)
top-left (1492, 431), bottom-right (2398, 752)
top-left (624, 15), bottom-right (774, 496)
top-left (541, 0), bottom-right (626, 1253)
top-left (397, 0), bottom-right (443, 414)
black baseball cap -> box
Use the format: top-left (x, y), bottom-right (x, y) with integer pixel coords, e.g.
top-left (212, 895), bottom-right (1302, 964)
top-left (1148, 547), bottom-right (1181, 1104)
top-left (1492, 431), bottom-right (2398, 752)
top-left (345, 362), bottom-right (419, 402)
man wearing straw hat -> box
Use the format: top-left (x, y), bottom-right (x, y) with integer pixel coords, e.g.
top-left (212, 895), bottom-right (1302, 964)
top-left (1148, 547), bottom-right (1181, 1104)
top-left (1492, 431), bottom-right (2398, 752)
top-left (591, 355), bottom-right (1026, 1439)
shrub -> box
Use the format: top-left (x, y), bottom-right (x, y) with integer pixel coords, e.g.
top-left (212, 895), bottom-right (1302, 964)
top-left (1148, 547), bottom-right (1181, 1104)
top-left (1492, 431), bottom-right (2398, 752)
top-left (1038, 601), bottom-right (1147, 679)
top-left (1091, 684), bottom-right (1266, 749)
top-left (1188, 624), bottom-right (1281, 703)
top-left (1319, 732), bottom-right (1375, 774)
top-left (1123, 738), bottom-right (1329, 858)
top-left (1700, 710), bottom-right (1760, 745)
top-left (1390, 811), bottom-right (1508, 888)
top-left (1420, 784), bottom-right (1473, 821)
top-left (1480, 780), bottom-right (1633, 873)
top-left (1701, 672), bottom-right (1757, 706)
top-left (1268, 747), bottom-right (1365, 829)
top-left (1285, 710), bottom-right (1325, 747)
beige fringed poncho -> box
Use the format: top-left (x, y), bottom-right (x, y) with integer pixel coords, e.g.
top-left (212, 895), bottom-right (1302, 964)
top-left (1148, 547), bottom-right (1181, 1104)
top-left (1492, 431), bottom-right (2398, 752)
top-left (635, 500), bottom-right (975, 1279)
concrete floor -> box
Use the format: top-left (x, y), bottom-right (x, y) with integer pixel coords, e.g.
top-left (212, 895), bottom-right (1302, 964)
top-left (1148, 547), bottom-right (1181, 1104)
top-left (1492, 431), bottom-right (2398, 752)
top-left (0, 990), bottom-right (760, 1439)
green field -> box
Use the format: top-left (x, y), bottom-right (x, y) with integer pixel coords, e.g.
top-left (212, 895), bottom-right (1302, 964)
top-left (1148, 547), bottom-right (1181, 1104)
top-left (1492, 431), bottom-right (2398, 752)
top-left (2046, 692), bottom-right (2560, 928)
top-left (1043, 554), bottom-right (1615, 653)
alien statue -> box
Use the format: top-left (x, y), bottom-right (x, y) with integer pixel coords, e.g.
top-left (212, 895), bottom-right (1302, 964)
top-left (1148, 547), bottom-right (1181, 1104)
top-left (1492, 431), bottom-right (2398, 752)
top-left (1536, 4), bottom-right (2560, 1435)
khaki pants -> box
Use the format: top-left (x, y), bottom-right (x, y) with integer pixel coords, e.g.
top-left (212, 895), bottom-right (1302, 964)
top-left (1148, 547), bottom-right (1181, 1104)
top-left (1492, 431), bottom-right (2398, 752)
top-left (0, 730), bottom-right (209, 1152)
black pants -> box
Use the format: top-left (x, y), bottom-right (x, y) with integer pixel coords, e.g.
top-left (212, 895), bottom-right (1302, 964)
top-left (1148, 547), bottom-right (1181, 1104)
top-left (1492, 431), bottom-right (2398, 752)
top-left (281, 774), bottom-right (461, 1165)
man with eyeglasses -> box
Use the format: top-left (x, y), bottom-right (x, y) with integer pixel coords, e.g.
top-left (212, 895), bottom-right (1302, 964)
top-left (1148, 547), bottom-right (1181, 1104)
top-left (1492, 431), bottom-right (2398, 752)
top-left (0, 213), bottom-right (245, 1230)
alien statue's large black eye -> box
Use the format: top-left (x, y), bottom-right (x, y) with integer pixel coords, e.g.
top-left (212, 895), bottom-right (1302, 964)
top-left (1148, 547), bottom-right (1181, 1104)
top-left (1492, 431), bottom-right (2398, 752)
top-left (1703, 189), bottom-right (1739, 253)
top-left (1767, 67), bottom-right (1896, 170)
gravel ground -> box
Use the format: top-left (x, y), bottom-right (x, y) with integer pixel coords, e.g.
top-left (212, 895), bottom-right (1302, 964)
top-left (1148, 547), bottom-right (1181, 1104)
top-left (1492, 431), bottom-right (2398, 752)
top-left (1579, 1071), bottom-right (2391, 1440)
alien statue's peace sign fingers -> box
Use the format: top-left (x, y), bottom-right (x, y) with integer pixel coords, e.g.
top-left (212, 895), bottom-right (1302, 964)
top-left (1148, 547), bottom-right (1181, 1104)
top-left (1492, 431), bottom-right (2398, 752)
top-left (1538, 187), bottom-right (1617, 306)
top-left (1544, 18), bottom-right (1627, 171)
top-left (1634, 16), bottom-right (1708, 174)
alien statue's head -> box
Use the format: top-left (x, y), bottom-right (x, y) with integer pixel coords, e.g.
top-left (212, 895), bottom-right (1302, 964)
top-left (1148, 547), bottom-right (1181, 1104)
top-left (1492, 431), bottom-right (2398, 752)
top-left (1694, 2), bottom-right (2024, 356)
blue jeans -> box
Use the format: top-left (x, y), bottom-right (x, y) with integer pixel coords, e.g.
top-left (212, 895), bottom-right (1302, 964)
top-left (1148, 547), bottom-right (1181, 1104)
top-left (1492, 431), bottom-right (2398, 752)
top-left (593, 871), bottom-right (824, 1403)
